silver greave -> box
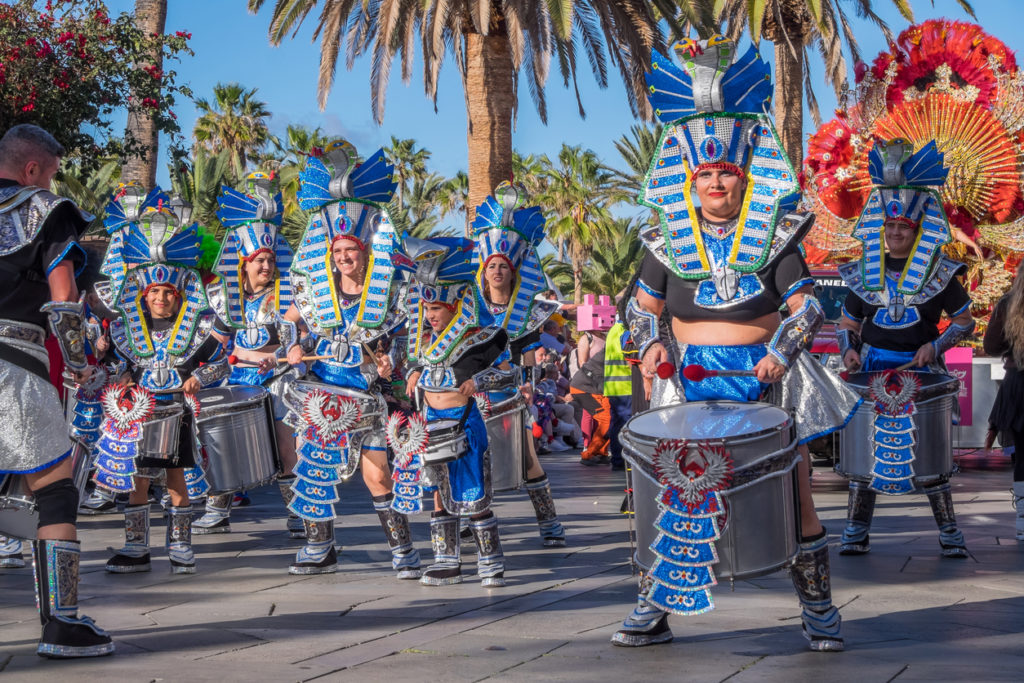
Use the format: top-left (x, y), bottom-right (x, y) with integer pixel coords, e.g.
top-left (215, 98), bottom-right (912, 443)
top-left (428, 513), bottom-right (460, 569)
top-left (610, 573), bottom-right (673, 647)
top-left (166, 505), bottom-right (195, 571)
top-left (842, 481), bottom-right (876, 543)
top-left (116, 504), bottom-right (150, 557)
top-left (469, 511), bottom-right (504, 580)
top-left (525, 476), bottom-right (565, 545)
top-left (193, 492), bottom-right (232, 532)
top-left (278, 475), bottom-right (305, 537)
top-left (924, 481), bottom-right (966, 550)
top-left (790, 533), bottom-right (843, 650)
top-left (373, 495), bottom-right (421, 573)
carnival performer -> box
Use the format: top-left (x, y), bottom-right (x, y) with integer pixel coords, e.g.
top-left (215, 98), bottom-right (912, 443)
top-left (613, 37), bottom-right (858, 650)
top-left (0, 124), bottom-right (113, 657)
top-left (389, 235), bottom-right (511, 587)
top-left (95, 204), bottom-right (229, 575)
top-left (471, 182), bottom-right (566, 547)
top-left (193, 172), bottom-right (303, 538)
top-left (838, 139), bottom-right (975, 558)
top-left (284, 140), bottom-right (418, 578)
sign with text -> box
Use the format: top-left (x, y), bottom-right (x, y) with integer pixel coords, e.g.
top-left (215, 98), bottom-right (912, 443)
top-left (945, 347), bottom-right (973, 426)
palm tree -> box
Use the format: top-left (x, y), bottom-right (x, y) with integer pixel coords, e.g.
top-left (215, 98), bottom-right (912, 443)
top-left (384, 137), bottom-right (431, 209)
top-left (539, 253), bottom-right (574, 296)
top-left (539, 144), bottom-right (616, 303)
top-left (192, 82), bottom-right (272, 182)
top-left (696, 1), bottom-right (978, 164)
top-left (388, 172), bottom-right (451, 239)
top-left (247, 0), bottom-right (676, 220)
top-left (437, 170), bottom-right (470, 235)
top-left (578, 216), bottom-right (646, 297)
top-left (54, 159), bottom-right (122, 234)
top-left (169, 146), bottom-right (232, 237)
top-left (122, 0), bottom-right (167, 187)
top-left (609, 122), bottom-right (663, 205)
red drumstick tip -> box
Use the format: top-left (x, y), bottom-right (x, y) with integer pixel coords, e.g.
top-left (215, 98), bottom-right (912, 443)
top-left (228, 355), bottom-right (239, 365)
top-left (839, 370), bottom-right (850, 382)
top-left (531, 423), bottom-right (544, 439)
top-left (656, 362), bottom-right (676, 380)
top-left (101, 318), bottom-right (110, 329)
top-left (682, 364), bottom-right (707, 381)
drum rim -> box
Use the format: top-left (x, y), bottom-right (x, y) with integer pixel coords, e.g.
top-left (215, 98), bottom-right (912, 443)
top-left (623, 401), bottom-right (794, 447)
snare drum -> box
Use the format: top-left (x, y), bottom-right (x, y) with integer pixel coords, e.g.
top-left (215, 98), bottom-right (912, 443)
top-left (284, 380), bottom-right (386, 431)
top-left (422, 419), bottom-right (469, 465)
top-left (194, 386), bottom-right (280, 493)
top-left (485, 393), bottom-right (527, 491)
top-left (621, 401), bottom-right (800, 581)
top-left (0, 442), bottom-right (93, 540)
top-left (140, 402), bottom-right (184, 463)
top-left (838, 372), bottom-right (959, 486)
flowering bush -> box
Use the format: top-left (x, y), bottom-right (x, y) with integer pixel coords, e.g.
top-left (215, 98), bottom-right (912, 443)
top-left (0, 0), bottom-right (192, 166)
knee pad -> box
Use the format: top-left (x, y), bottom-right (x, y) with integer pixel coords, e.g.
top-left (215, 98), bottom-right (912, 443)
top-left (33, 478), bottom-right (80, 527)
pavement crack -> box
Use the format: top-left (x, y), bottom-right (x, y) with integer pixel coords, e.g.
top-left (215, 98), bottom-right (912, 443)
top-left (887, 664), bottom-right (910, 681)
top-left (719, 654), bottom-right (767, 681)
top-left (899, 556), bottom-right (912, 572)
top-left (268, 602), bottom-right (276, 616)
top-left (0, 654), bottom-right (11, 672)
top-left (474, 641), bottom-right (570, 680)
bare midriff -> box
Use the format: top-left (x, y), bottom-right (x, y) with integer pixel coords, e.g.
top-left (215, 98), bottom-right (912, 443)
top-left (231, 344), bottom-right (280, 365)
top-left (422, 389), bottom-right (471, 411)
top-left (671, 311), bottom-right (781, 346)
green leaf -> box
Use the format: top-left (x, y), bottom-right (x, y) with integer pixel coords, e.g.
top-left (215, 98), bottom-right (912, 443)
top-left (747, 0), bottom-right (767, 43)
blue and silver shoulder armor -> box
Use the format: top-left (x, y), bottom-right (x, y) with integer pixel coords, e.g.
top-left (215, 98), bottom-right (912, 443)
top-left (473, 366), bottom-right (517, 392)
top-left (277, 319), bottom-right (299, 359)
top-left (40, 299), bottom-right (88, 372)
top-left (625, 297), bottom-right (659, 359)
top-left (767, 295), bottom-right (825, 368)
top-left (932, 318), bottom-right (975, 356)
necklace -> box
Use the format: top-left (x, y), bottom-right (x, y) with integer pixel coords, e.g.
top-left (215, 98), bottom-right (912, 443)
top-left (699, 215), bottom-right (739, 238)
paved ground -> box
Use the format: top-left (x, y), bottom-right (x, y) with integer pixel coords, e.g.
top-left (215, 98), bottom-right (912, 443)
top-left (2, 450), bottom-right (1022, 682)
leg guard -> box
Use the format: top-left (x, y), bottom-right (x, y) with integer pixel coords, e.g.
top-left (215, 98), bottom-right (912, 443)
top-left (278, 475), bottom-right (305, 539)
top-left (924, 481), bottom-right (968, 558)
top-left (32, 539), bottom-right (114, 658)
top-left (106, 504), bottom-right (151, 573)
top-left (79, 486), bottom-right (117, 515)
top-left (0, 534), bottom-right (26, 569)
top-left (373, 494), bottom-right (421, 580)
top-left (790, 531), bottom-right (844, 652)
top-left (193, 492), bottom-right (232, 535)
top-left (611, 574), bottom-right (673, 647)
top-left (525, 475), bottom-right (566, 547)
top-left (166, 506), bottom-right (196, 574)
top-left (469, 511), bottom-right (505, 588)
top-left (33, 478), bottom-right (80, 527)
top-left (839, 481), bottom-right (875, 555)
top-left (289, 519), bottom-right (337, 575)
top-left (420, 512), bottom-right (461, 586)
top-left (1013, 482), bottom-right (1024, 541)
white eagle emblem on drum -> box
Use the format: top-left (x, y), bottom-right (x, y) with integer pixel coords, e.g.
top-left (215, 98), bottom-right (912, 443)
top-left (653, 439), bottom-right (733, 511)
top-left (386, 412), bottom-right (429, 468)
top-left (301, 389), bottom-right (361, 442)
top-left (101, 383), bottom-right (155, 435)
top-left (868, 370), bottom-right (920, 415)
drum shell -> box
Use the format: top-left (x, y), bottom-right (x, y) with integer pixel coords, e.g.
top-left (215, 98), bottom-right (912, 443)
top-left (0, 442), bottom-right (93, 541)
top-left (838, 373), bottom-right (958, 485)
top-left (422, 420), bottom-right (468, 465)
top-left (194, 387), bottom-right (280, 493)
top-left (283, 381), bottom-right (386, 431)
top-left (485, 395), bottom-right (527, 492)
top-left (621, 401), bottom-right (800, 581)
top-left (140, 403), bottom-right (184, 463)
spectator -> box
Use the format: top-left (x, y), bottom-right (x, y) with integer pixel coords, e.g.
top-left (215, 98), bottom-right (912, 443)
top-left (539, 320), bottom-right (566, 354)
top-left (570, 331), bottom-right (611, 465)
top-left (536, 363), bottom-right (580, 451)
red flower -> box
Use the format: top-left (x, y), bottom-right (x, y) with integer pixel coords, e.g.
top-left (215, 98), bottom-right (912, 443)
top-left (175, 31), bottom-right (192, 40)
top-left (21, 103), bottom-right (34, 112)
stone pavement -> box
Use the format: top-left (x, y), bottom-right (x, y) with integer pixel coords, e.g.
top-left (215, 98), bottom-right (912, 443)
top-left (2, 451), bottom-right (1023, 682)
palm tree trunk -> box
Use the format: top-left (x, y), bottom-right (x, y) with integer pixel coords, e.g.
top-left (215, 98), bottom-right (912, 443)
top-left (122, 0), bottom-right (167, 187)
top-left (465, 30), bottom-right (514, 224)
top-left (773, 38), bottom-right (805, 169)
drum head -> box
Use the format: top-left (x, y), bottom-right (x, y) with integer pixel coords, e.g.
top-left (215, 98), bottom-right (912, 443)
top-left (626, 401), bottom-right (789, 442)
top-left (427, 419), bottom-right (461, 435)
top-left (845, 372), bottom-right (954, 390)
top-left (199, 386), bottom-right (268, 405)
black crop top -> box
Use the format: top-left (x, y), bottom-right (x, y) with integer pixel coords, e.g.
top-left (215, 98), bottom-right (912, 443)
top-left (413, 328), bottom-right (509, 389)
top-left (637, 247), bottom-right (812, 322)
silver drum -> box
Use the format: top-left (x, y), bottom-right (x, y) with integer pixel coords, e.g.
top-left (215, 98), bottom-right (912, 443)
top-left (141, 403), bottom-right (184, 462)
top-left (621, 401), bottom-right (800, 581)
top-left (485, 394), bottom-right (527, 492)
top-left (838, 372), bottom-right (959, 485)
top-left (0, 442), bottom-right (93, 541)
top-left (423, 419), bottom-right (469, 465)
top-left (283, 381), bottom-right (386, 432)
top-left (194, 386), bottom-right (279, 493)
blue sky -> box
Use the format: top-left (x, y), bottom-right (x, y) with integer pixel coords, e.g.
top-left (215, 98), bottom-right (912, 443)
top-left (103, 0), bottom-right (994, 197)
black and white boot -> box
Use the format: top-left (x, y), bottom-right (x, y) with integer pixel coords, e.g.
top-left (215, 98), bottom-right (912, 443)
top-left (289, 519), bottom-right (338, 574)
top-left (791, 531), bottom-right (844, 652)
top-left (1013, 482), bottom-right (1024, 541)
top-left (373, 494), bottom-right (421, 579)
top-left (839, 481), bottom-right (875, 555)
top-left (167, 505), bottom-right (196, 574)
top-left (105, 504), bottom-right (151, 573)
top-left (525, 475), bottom-right (566, 547)
top-left (469, 511), bottom-right (506, 587)
top-left (33, 539), bottom-right (114, 658)
top-left (278, 476), bottom-right (305, 538)
top-left (611, 575), bottom-right (673, 647)
top-left (420, 512), bottom-right (461, 586)
top-left (192, 492), bottom-right (232, 535)
top-left (924, 481), bottom-right (968, 558)
top-left (0, 534), bottom-right (26, 568)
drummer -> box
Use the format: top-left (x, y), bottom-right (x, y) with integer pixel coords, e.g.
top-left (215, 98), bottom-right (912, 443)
top-left (96, 206), bottom-right (229, 575)
top-left (0, 124), bottom-right (113, 657)
top-left (471, 181), bottom-right (566, 547)
top-left (195, 173), bottom-right (303, 539)
top-left (394, 235), bottom-right (511, 587)
top-left (283, 140), bottom-right (420, 578)
top-left (837, 138), bottom-right (974, 559)
top-left (614, 37), bottom-right (857, 650)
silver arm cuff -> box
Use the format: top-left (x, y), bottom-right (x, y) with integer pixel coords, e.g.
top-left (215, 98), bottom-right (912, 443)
top-left (767, 295), bottom-right (825, 368)
top-left (276, 320), bottom-right (299, 359)
top-left (299, 333), bottom-right (317, 354)
top-left (40, 300), bottom-right (88, 372)
top-left (193, 357), bottom-right (230, 388)
top-left (836, 328), bottom-right (861, 359)
top-left (625, 298), bottom-right (659, 359)
top-left (473, 366), bottom-right (517, 392)
top-left (932, 319), bottom-right (975, 356)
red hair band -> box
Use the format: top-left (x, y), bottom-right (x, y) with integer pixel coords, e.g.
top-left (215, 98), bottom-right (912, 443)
top-left (695, 162), bottom-right (745, 177)
top-left (331, 234), bottom-right (367, 251)
top-left (243, 248), bottom-right (275, 263)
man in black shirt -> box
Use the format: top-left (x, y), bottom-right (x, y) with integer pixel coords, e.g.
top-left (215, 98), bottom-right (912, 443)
top-left (0, 124), bottom-right (113, 657)
top-left (837, 138), bottom-right (975, 559)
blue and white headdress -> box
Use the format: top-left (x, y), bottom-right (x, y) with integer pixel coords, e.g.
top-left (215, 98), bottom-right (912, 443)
top-left (393, 235), bottom-right (494, 363)
top-left (852, 138), bottom-right (951, 295)
top-left (472, 181), bottom-right (549, 337)
top-left (213, 171), bottom-right (293, 329)
top-left (641, 35), bottom-right (799, 279)
top-left (112, 208), bottom-right (207, 358)
top-left (290, 139), bottom-right (398, 331)
top-left (99, 183), bottom-right (170, 292)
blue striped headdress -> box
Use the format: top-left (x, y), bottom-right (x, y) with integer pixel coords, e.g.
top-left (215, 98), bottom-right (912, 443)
top-left (853, 138), bottom-right (951, 294)
top-left (100, 183), bottom-right (170, 292)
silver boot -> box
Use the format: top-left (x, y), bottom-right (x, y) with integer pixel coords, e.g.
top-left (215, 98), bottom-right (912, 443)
top-left (1013, 482), bottom-right (1024, 541)
top-left (0, 534), bottom-right (26, 568)
top-left (105, 504), bottom-right (151, 573)
top-left (420, 512), bottom-right (461, 586)
top-left (924, 481), bottom-right (968, 558)
top-left (33, 539), bottom-right (114, 658)
top-left (192, 492), bottom-right (232, 535)
top-left (791, 532), bottom-right (844, 652)
top-left (289, 519), bottom-right (338, 574)
top-left (526, 476), bottom-right (566, 547)
top-left (373, 494), bottom-right (421, 580)
top-left (611, 574), bottom-right (673, 647)
top-left (167, 505), bottom-right (196, 574)
top-left (278, 476), bottom-right (305, 539)
top-left (469, 511), bottom-right (505, 588)
top-left (839, 481), bottom-right (875, 555)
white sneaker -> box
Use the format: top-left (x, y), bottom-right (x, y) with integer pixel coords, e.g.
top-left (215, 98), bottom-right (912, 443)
top-left (547, 438), bottom-right (571, 452)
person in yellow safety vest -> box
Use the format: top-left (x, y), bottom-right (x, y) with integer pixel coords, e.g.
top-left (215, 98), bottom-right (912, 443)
top-left (602, 321), bottom-right (633, 470)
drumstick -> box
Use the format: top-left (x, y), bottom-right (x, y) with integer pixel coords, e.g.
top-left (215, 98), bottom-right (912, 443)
top-left (682, 364), bottom-right (755, 381)
top-left (227, 354), bottom-right (333, 367)
top-left (841, 359), bottom-right (918, 382)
